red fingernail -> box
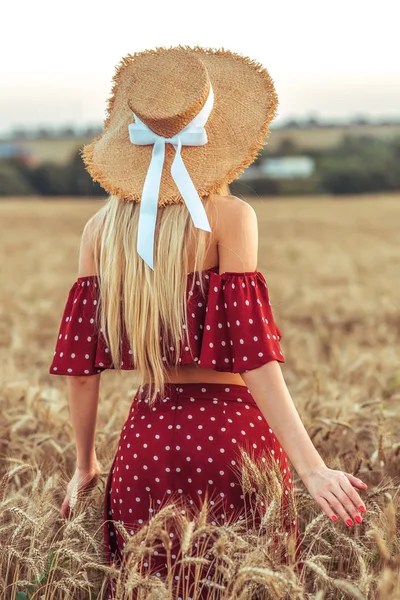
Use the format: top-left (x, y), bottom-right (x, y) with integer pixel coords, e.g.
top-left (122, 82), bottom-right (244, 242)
top-left (331, 515), bottom-right (338, 522)
top-left (346, 519), bottom-right (354, 526)
top-left (359, 506), bottom-right (366, 513)
top-left (355, 516), bottom-right (362, 524)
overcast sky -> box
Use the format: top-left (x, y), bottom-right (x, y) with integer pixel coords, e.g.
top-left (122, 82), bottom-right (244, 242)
top-left (1, 0), bottom-right (399, 134)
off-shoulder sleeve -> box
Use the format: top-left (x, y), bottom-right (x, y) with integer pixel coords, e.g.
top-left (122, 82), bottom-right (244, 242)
top-left (198, 270), bottom-right (285, 373)
top-left (49, 277), bottom-right (104, 376)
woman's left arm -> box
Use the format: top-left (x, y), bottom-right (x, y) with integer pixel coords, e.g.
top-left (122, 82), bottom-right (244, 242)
top-left (60, 218), bottom-right (102, 518)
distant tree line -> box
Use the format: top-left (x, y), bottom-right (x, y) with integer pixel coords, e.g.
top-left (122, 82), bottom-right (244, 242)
top-left (2, 116), bottom-right (400, 142)
top-left (1, 134), bottom-right (400, 197)
top-left (1, 126), bottom-right (103, 142)
top-left (277, 115), bottom-right (400, 129)
top-left (0, 150), bottom-right (106, 197)
top-left (230, 134), bottom-right (400, 196)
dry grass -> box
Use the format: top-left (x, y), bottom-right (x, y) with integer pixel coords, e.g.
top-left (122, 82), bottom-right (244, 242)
top-left (0, 195), bottom-right (399, 600)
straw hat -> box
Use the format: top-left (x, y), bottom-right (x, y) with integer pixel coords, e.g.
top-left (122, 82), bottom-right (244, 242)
top-left (81, 45), bottom-right (279, 206)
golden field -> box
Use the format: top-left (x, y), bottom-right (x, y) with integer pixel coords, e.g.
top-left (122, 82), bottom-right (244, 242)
top-left (0, 195), bottom-right (399, 600)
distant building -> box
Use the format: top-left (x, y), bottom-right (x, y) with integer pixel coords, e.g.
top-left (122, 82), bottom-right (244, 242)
top-left (241, 155), bottom-right (315, 181)
top-left (259, 156), bottom-right (315, 179)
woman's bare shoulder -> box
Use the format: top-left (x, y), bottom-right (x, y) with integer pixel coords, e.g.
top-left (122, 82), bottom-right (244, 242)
top-left (212, 194), bottom-right (259, 272)
top-left (213, 193), bottom-right (256, 211)
top-left (77, 210), bottom-right (105, 277)
top-left (213, 194), bottom-right (258, 234)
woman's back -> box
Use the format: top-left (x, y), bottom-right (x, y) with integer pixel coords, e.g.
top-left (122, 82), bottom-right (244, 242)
top-left (165, 193), bottom-right (260, 386)
top-left (51, 193), bottom-right (283, 388)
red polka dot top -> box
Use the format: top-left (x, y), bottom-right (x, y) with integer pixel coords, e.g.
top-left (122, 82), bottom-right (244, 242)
top-left (49, 265), bottom-right (285, 376)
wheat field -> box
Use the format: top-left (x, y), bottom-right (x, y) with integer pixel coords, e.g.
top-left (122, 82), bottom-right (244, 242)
top-left (0, 195), bottom-right (399, 600)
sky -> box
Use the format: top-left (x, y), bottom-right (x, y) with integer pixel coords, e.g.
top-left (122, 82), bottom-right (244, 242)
top-left (1, 0), bottom-right (399, 135)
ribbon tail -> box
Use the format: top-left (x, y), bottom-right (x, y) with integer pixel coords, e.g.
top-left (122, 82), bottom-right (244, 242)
top-left (170, 141), bottom-right (212, 233)
top-left (137, 138), bottom-right (166, 270)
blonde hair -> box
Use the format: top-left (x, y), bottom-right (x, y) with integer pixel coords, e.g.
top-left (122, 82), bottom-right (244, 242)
top-left (87, 191), bottom-right (222, 407)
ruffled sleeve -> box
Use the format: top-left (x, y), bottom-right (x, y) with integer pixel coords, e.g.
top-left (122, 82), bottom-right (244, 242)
top-left (198, 270), bottom-right (285, 373)
top-left (49, 276), bottom-right (104, 376)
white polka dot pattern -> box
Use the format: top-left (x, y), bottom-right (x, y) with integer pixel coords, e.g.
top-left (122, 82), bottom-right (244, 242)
top-left (199, 269), bottom-right (284, 372)
top-left (49, 266), bottom-right (285, 376)
top-left (49, 277), bottom-right (103, 376)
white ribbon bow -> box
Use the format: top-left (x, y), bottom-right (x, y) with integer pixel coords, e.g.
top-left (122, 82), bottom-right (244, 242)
top-left (128, 84), bottom-right (214, 270)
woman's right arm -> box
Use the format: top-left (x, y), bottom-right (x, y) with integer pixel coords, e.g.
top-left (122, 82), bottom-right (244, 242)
top-left (217, 196), bottom-right (368, 526)
top-left (241, 360), bottom-right (367, 525)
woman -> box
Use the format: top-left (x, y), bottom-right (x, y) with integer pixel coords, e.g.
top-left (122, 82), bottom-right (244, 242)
top-left (49, 46), bottom-right (368, 597)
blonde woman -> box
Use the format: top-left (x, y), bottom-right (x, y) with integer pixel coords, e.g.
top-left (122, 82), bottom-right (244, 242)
top-left (49, 47), bottom-right (368, 597)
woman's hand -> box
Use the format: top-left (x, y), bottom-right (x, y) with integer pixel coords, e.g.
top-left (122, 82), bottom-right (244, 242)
top-left (303, 465), bottom-right (368, 526)
top-left (60, 461), bottom-right (101, 519)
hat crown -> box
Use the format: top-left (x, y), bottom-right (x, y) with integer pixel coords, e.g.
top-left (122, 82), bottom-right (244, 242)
top-left (127, 49), bottom-right (211, 138)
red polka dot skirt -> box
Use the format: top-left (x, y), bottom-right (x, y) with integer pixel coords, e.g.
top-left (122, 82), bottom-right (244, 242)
top-left (104, 382), bottom-right (302, 599)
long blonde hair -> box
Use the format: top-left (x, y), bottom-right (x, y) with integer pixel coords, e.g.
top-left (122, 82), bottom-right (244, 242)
top-left (87, 191), bottom-right (221, 406)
